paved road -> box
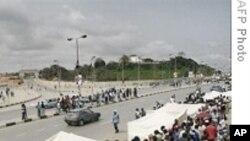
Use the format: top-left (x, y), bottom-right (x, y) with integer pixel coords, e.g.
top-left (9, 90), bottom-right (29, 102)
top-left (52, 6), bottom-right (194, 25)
top-left (0, 84), bottom-right (213, 141)
top-left (0, 80), bottom-right (192, 123)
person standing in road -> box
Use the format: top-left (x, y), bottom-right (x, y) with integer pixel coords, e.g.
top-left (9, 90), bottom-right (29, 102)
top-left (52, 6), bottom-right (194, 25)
top-left (112, 110), bottom-right (120, 133)
top-left (170, 94), bottom-right (176, 103)
top-left (133, 87), bottom-right (138, 98)
top-left (36, 102), bottom-right (41, 118)
top-left (141, 108), bottom-right (146, 117)
top-left (135, 108), bottom-right (141, 119)
top-left (56, 98), bottom-right (61, 114)
top-left (21, 103), bottom-right (27, 120)
top-left (40, 101), bottom-right (45, 117)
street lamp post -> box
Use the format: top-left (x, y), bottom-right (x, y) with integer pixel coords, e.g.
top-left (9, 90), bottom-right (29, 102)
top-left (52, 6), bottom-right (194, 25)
top-left (197, 60), bottom-right (204, 86)
top-left (137, 56), bottom-right (141, 84)
top-left (122, 62), bottom-right (124, 83)
top-left (91, 56), bottom-right (96, 95)
top-left (200, 60), bottom-right (204, 74)
top-left (67, 35), bottom-right (87, 71)
top-left (174, 55), bottom-right (177, 87)
top-left (54, 59), bottom-right (61, 90)
top-left (153, 62), bottom-right (156, 80)
top-left (170, 53), bottom-right (177, 86)
top-left (67, 34), bottom-right (87, 95)
top-left (169, 54), bottom-right (172, 79)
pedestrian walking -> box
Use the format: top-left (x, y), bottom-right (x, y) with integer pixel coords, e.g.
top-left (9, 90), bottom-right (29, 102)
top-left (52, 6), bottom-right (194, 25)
top-left (40, 101), bottom-right (45, 117)
top-left (126, 88), bottom-right (129, 98)
top-left (56, 98), bottom-right (61, 114)
top-left (105, 93), bottom-right (109, 104)
top-left (133, 87), bottom-right (138, 98)
top-left (117, 91), bottom-right (122, 101)
top-left (21, 103), bottom-right (27, 120)
top-left (36, 102), bottom-right (41, 118)
top-left (96, 93), bottom-right (100, 106)
top-left (112, 110), bottom-right (120, 133)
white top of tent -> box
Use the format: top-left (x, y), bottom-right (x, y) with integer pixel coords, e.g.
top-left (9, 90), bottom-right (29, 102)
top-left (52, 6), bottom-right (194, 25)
top-left (128, 109), bottom-right (187, 140)
top-left (203, 91), bottom-right (231, 100)
top-left (222, 91), bottom-right (231, 97)
top-left (45, 131), bottom-right (97, 141)
top-left (127, 103), bottom-right (204, 140)
top-left (159, 103), bottom-right (204, 117)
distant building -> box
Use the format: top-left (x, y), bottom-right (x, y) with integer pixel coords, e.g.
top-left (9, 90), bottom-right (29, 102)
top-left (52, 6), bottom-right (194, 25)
top-left (19, 69), bottom-right (39, 79)
top-left (129, 55), bottom-right (143, 63)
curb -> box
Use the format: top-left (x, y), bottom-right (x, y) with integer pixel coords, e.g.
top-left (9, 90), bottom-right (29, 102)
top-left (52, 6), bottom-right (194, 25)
top-left (24, 118), bottom-right (32, 122)
top-left (6, 122), bottom-right (16, 127)
top-left (0, 94), bottom-right (42, 109)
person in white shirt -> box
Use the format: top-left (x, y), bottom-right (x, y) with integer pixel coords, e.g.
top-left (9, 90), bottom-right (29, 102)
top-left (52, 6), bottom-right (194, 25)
top-left (170, 94), bottom-right (176, 103)
top-left (112, 110), bottom-right (120, 133)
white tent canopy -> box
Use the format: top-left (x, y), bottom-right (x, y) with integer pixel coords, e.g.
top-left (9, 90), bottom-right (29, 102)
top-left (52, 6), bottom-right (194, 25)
top-left (203, 91), bottom-right (231, 101)
top-left (222, 91), bottom-right (231, 97)
top-left (45, 131), bottom-right (97, 141)
top-left (128, 103), bottom-right (204, 140)
top-left (159, 103), bottom-right (204, 117)
top-left (128, 109), bottom-right (186, 141)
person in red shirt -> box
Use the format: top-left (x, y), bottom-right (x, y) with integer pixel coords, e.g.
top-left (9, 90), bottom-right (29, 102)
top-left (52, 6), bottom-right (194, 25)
top-left (204, 121), bottom-right (218, 141)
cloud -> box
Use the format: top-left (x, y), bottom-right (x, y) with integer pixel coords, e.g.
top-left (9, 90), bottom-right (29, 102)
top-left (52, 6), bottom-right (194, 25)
top-left (133, 40), bottom-right (175, 60)
top-left (207, 41), bottom-right (220, 48)
top-left (0, 0), bottom-right (230, 72)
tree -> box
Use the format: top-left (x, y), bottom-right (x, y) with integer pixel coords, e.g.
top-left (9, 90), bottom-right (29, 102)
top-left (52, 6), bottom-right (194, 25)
top-left (106, 61), bottom-right (119, 70)
top-left (119, 55), bottom-right (130, 66)
top-left (143, 58), bottom-right (154, 63)
top-left (94, 58), bottom-right (106, 68)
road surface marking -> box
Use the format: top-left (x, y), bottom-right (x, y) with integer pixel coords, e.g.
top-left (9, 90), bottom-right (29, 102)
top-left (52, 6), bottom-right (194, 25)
top-left (99, 120), bottom-right (111, 126)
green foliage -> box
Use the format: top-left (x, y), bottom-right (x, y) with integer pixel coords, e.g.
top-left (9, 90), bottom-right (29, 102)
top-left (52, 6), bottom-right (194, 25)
top-left (143, 58), bottom-right (154, 63)
top-left (119, 55), bottom-right (130, 66)
top-left (39, 56), bottom-right (215, 81)
top-left (94, 58), bottom-right (106, 69)
top-left (106, 61), bottom-right (119, 70)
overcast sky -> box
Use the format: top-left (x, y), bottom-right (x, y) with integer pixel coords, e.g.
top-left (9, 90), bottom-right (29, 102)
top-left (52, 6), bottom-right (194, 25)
top-left (0, 0), bottom-right (230, 73)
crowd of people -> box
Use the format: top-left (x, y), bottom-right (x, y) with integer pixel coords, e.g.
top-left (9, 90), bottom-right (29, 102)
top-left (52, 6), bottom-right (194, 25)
top-left (0, 87), bottom-right (15, 104)
top-left (184, 92), bottom-right (205, 104)
top-left (131, 89), bottom-right (231, 141)
top-left (153, 101), bottom-right (164, 110)
top-left (135, 108), bottom-right (146, 119)
top-left (33, 87), bottom-right (139, 118)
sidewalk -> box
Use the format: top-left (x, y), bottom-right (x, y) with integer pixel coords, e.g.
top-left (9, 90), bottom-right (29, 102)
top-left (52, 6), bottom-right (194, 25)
top-left (0, 87), bottom-right (41, 108)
